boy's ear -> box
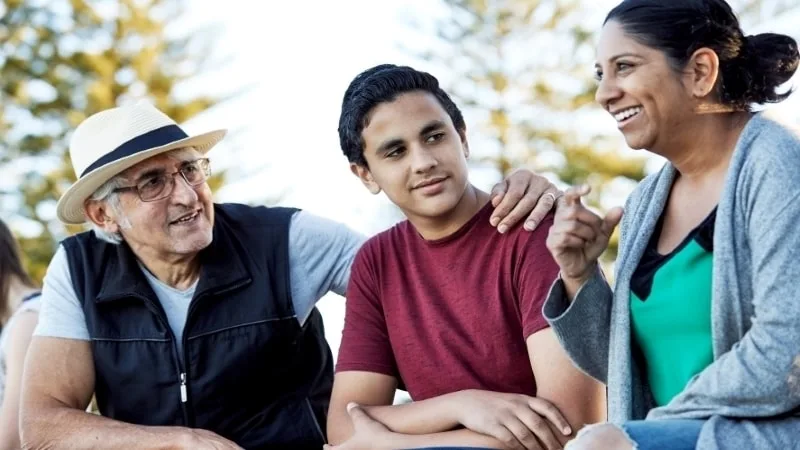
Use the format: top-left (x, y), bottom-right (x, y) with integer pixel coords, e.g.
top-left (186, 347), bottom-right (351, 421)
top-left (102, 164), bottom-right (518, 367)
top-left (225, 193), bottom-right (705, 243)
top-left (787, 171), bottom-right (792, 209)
top-left (458, 128), bottom-right (469, 159)
top-left (350, 163), bottom-right (381, 195)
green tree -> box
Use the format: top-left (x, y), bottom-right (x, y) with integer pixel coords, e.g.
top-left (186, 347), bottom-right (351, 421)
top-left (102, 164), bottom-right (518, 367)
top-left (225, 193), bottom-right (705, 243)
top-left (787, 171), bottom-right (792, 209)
top-left (412, 0), bottom-right (798, 262)
top-left (0, 0), bottom-right (225, 282)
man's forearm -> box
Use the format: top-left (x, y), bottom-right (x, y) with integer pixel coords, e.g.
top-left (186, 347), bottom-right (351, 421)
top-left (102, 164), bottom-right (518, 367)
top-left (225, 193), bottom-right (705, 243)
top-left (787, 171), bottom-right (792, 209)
top-left (362, 392), bottom-right (461, 434)
top-left (22, 405), bottom-right (190, 450)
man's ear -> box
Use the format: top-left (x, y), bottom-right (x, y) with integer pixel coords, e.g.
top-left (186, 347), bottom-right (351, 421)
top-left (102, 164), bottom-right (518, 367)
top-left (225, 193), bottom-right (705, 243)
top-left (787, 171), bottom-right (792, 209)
top-left (687, 47), bottom-right (720, 99)
top-left (350, 163), bottom-right (381, 195)
top-left (84, 199), bottom-right (120, 233)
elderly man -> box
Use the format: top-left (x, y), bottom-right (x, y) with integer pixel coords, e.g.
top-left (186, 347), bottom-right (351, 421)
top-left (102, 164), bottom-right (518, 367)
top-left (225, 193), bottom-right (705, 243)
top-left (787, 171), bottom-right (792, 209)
top-left (19, 103), bottom-right (560, 449)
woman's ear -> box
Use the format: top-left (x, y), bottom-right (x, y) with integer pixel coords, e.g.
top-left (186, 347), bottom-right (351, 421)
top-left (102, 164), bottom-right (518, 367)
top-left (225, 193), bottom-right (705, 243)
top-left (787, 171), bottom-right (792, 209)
top-left (688, 47), bottom-right (721, 99)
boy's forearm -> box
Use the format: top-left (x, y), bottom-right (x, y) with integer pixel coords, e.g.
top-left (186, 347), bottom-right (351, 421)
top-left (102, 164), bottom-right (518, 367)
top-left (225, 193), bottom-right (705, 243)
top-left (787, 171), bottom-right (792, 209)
top-left (362, 392), bottom-right (462, 434)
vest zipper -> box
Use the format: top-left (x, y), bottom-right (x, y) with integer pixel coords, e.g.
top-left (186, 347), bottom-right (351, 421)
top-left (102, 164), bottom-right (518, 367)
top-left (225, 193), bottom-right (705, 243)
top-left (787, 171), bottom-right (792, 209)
top-left (135, 294), bottom-right (192, 426)
top-left (180, 373), bottom-right (188, 402)
top-left (179, 279), bottom-right (249, 425)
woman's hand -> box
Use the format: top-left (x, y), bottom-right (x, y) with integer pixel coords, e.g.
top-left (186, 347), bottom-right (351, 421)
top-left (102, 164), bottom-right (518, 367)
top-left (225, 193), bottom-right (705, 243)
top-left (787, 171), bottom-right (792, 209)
top-left (546, 185), bottom-right (622, 288)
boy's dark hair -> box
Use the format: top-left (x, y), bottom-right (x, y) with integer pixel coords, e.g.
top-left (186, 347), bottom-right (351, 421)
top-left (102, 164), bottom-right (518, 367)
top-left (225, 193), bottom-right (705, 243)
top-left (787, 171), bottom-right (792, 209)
top-left (338, 64), bottom-right (466, 167)
top-left (606, 0), bottom-right (798, 111)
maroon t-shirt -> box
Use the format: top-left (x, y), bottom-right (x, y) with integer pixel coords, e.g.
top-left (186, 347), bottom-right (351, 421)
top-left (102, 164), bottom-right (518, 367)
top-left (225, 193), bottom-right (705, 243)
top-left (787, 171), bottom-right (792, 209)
top-left (336, 202), bottom-right (560, 401)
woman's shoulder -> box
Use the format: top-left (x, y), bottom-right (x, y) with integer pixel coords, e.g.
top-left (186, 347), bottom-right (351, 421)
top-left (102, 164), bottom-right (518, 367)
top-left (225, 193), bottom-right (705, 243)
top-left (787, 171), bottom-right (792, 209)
top-left (16, 295), bottom-right (42, 314)
top-left (1, 295), bottom-right (41, 340)
top-left (0, 294), bottom-right (40, 357)
top-left (739, 111), bottom-right (800, 169)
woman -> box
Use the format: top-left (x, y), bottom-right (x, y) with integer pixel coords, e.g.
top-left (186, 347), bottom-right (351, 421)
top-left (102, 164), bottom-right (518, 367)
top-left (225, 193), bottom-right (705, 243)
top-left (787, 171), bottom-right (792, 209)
top-left (0, 219), bottom-right (41, 450)
top-left (544, 0), bottom-right (800, 449)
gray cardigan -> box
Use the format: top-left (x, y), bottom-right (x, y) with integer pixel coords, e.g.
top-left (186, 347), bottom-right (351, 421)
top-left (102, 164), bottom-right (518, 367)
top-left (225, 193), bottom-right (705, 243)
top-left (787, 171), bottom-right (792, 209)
top-left (544, 111), bottom-right (800, 450)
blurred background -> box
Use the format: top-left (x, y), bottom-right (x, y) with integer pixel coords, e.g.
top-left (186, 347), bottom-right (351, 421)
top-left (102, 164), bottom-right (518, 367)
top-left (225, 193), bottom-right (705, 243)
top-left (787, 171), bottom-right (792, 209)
top-left (1, 0), bottom-right (799, 370)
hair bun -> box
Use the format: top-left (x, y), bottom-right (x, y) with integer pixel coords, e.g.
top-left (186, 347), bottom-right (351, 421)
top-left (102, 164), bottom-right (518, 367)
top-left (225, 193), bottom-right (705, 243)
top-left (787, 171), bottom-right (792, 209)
top-left (721, 32), bottom-right (799, 107)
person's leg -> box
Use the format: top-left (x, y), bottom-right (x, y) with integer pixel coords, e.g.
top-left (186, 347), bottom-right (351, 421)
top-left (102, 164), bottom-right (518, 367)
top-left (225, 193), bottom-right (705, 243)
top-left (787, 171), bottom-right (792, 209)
top-left (565, 419), bottom-right (704, 450)
top-left (621, 420), bottom-right (703, 450)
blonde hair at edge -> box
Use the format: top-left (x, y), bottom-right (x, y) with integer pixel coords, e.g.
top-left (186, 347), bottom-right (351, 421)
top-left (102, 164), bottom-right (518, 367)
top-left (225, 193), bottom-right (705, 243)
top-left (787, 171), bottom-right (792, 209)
top-left (86, 147), bottom-right (199, 245)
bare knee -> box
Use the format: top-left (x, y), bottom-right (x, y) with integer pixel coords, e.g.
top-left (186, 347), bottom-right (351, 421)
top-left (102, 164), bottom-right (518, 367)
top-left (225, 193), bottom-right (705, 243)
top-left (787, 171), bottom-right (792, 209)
top-left (565, 423), bottom-right (636, 450)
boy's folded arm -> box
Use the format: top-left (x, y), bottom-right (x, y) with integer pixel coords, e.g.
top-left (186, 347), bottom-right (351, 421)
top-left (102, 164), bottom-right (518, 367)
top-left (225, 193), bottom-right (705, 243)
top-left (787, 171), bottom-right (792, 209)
top-left (327, 370), bottom-right (465, 443)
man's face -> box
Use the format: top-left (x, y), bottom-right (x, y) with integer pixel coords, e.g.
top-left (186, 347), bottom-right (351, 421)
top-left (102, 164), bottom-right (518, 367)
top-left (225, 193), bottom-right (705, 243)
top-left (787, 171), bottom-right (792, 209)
top-left (104, 148), bottom-right (214, 259)
top-left (354, 91), bottom-right (470, 222)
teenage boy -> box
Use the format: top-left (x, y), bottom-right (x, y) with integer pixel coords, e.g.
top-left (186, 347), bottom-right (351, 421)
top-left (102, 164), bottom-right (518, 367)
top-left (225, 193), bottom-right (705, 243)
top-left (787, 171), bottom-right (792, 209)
top-left (327, 64), bottom-right (606, 450)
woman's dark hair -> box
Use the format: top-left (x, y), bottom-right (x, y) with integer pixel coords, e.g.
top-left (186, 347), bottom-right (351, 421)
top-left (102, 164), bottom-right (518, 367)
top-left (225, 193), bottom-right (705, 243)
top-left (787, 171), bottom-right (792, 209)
top-left (0, 219), bottom-right (35, 324)
top-left (338, 64), bottom-right (465, 167)
top-left (605, 0), bottom-right (799, 110)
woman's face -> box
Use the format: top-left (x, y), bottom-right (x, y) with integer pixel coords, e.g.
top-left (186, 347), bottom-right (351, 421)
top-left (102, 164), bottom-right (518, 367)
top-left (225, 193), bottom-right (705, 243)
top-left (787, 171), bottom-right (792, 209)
top-left (594, 20), bottom-right (697, 153)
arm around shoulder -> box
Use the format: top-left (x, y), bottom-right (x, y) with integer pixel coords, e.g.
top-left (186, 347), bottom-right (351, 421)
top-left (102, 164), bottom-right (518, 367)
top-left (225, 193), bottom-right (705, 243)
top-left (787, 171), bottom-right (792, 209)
top-left (288, 211), bottom-right (367, 298)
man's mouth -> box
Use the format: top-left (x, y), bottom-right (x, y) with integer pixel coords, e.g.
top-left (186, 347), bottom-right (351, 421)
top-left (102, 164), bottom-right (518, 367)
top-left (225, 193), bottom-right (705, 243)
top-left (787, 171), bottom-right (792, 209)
top-left (170, 211), bottom-right (200, 225)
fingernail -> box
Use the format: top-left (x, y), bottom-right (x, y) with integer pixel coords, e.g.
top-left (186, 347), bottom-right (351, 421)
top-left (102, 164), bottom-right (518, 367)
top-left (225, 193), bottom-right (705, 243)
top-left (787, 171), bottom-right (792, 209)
top-left (490, 217), bottom-right (500, 227)
top-left (524, 220), bottom-right (536, 231)
top-left (564, 426), bottom-right (572, 435)
top-left (346, 402), bottom-right (357, 411)
top-left (498, 224), bottom-right (508, 234)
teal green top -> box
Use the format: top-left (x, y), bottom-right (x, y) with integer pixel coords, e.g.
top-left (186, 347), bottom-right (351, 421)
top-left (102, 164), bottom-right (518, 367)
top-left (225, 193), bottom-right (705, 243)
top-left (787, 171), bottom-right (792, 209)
top-left (629, 210), bottom-right (715, 406)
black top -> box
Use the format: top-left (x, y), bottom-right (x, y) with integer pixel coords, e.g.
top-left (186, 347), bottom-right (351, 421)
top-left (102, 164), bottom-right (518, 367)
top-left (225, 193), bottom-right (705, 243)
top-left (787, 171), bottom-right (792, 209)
top-left (630, 208), bottom-right (716, 301)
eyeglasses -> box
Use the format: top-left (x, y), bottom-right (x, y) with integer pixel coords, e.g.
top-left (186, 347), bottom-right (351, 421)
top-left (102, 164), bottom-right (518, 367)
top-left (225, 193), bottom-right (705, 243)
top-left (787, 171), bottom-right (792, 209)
top-left (114, 158), bottom-right (211, 202)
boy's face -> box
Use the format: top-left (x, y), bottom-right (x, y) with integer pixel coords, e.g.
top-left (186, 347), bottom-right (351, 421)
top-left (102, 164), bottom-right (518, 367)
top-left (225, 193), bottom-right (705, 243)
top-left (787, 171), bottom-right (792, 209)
top-left (353, 91), bottom-right (470, 222)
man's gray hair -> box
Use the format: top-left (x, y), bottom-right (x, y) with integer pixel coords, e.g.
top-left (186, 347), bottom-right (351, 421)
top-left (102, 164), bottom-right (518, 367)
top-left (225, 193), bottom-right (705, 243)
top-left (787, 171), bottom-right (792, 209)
top-left (88, 176), bottom-right (130, 245)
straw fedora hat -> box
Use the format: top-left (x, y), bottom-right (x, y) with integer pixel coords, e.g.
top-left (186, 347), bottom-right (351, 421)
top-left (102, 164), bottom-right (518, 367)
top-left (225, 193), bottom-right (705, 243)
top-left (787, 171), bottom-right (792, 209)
top-left (56, 102), bottom-right (227, 224)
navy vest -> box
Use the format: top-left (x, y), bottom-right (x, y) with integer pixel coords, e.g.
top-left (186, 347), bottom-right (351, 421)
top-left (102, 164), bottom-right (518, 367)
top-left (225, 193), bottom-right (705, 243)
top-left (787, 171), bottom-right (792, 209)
top-left (62, 203), bottom-right (333, 449)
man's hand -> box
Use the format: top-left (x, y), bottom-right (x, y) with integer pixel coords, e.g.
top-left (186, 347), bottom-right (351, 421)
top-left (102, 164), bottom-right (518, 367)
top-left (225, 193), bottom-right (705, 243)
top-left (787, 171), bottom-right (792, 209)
top-left (490, 169), bottom-right (561, 233)
top-left (178, 428), bottom-right (243, 450)
top-left (324, 403), bottom-right (396, 450)
top-left (450, 390), bottom-right (572, 450)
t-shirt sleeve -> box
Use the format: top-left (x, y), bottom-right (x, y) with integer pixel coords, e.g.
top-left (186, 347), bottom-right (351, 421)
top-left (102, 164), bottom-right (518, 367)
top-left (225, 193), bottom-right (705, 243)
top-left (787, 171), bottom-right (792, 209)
top-left (33, 245), bottom-right (91, 340)
top-left (334, 241), bottom-right (398, 378)
top-left (516, 213), bottom-right (561, 339)
top-left (287, 211), bottom-right (367, 324)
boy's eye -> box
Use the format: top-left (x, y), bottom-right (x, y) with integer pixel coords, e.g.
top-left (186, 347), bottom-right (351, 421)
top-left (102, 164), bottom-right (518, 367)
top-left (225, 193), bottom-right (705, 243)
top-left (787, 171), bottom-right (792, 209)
top-left (426, 133), bottom-right (445, 143)
top-left (386, 148), bottom-right (405, 158)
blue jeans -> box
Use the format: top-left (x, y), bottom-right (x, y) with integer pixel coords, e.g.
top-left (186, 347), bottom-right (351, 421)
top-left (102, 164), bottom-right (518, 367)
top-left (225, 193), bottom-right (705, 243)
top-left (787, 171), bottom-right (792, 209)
top-left (621, 419), bottom-right (704, 450)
